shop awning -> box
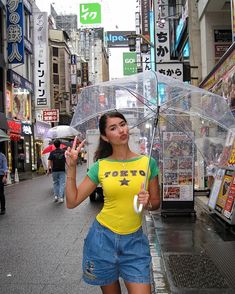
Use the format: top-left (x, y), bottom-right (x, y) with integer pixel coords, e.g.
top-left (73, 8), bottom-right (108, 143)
top-left (0, 112), bottom-right (8, 130)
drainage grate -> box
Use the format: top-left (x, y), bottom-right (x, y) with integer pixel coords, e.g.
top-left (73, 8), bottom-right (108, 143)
top-left (166, 253), bottom-right (230, 289)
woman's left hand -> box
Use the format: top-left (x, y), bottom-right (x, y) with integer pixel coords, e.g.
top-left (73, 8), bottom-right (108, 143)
top-left (137, 183), bottom-right (150, 208)
top-left (65, 136), bottom-right (86, 168)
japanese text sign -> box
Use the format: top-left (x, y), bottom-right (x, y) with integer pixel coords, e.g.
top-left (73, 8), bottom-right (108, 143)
top-left (154, 0), bottom-right (170, 62)
top-left (34, 12), bottom-right (50, 108)
top-left (80, 3), bottom-right (101, 24)
top-left (156, 62), bottom-right (183, 81)
top-left (7, 0), bottom-right (24, 64)
top-left (42, 109), bottom-right (59, 123)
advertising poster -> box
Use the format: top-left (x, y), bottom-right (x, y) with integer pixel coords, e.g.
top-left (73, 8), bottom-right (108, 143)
top-left (215, 170), bottom-right (233, 213)
top-left (223, 174), bottom-right (235, 220)
top-left (208, 169), bottom-right (226, 210)
top-left (162, 132), bottom-right (194, 201)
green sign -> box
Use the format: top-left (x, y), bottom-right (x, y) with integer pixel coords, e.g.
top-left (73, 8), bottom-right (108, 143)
top-left (123, 52), bottom-right (137, 76)
top-left (80, 3), bottom-right (101, 24)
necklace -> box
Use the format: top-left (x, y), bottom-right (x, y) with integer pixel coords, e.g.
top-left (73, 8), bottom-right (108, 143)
top-left (121, 160), bottom-right (127, 169)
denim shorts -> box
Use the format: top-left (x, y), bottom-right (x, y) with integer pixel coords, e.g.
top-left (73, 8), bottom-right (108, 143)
top-left (82, 219), bottom-right (151, 286)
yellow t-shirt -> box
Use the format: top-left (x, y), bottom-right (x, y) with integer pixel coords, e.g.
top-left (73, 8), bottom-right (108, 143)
top-left (87, 156), bottom-right (158, 235)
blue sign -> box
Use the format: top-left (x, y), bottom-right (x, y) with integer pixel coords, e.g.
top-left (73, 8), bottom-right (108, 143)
top-left (7, 69), bottom-right (34, 93)
top-left (7, 0), bottom-right (25, 64)
top-left (106, 31), bottom-right (136, 47)
top-left (71, 55), bottom-right (77, 65)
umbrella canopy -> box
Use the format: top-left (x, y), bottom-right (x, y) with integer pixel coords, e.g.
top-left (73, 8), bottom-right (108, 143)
top-left (42, 143), bottom-right (67, 155)
top-left (0, 130), bottom-right (9, 142)
top-left (71, 70), bottom-right (235, 166)
top-left (45, 125), bottom-right (81, 139)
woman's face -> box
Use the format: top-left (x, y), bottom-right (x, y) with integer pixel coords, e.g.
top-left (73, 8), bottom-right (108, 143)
top-left (103, 116), bottom-right (129, 145)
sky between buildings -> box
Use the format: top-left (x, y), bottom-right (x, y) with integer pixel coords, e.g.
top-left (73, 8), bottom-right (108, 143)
top-left (35, 0), bottom-right (137, 79)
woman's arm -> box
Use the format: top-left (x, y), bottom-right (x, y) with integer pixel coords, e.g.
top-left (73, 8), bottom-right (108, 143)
top-left (137, 176), bottom-right (161, 211)
top-left (65, 136), bottom-right (97, 209)
top-left (66, 174), bottom-right (97, 209)
top-left (148, 176), bottom-right (161, 211)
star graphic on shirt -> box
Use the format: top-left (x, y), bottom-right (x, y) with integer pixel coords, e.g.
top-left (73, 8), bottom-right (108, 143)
top-left (119, 178), bottom-right (130, 186)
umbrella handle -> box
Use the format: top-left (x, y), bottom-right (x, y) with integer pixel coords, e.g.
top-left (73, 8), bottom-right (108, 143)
top-left (133, 195), bottom-right (143, 214)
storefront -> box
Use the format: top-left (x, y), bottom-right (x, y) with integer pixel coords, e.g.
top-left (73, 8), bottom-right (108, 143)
top-left (6, 70), bottom-right (34, 172)
top-left (7, 119), bottom-right (22, 172)
top-left (199, 43), bottom-right (235, 114)
top-left (6, 69), bottom-right (33, 121)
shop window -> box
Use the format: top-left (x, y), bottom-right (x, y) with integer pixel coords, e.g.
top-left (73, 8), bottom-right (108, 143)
top-left (53, 63), bottom-right (58, 73)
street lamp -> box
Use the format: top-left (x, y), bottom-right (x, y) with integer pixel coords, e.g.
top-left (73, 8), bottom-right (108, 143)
top-left (126, 33), bottom-right (154, 53)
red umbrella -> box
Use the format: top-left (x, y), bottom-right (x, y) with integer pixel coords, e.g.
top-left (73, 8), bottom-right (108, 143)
top-left (42, 143), bottom-right (67, 155)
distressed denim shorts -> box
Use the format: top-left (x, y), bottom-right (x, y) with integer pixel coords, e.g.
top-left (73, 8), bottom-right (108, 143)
top-left (82, 219), bottom-right (151, 286)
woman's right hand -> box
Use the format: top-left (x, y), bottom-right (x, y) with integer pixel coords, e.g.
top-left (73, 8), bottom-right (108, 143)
top-left (65, 136), bottom-right (86, 168)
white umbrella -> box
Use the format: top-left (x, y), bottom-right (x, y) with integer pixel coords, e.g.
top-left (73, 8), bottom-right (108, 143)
top-left (45, 125), bottom-right (81, 139)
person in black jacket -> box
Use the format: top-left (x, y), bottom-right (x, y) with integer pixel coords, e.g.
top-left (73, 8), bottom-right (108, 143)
top-left (48, 139), bottom-right (66, 203)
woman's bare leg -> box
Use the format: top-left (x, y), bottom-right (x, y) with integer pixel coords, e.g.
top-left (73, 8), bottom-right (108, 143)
top-left (124, 281), bottom-right (151, 294)
top-left (101, 280), bottom-right (121, 294)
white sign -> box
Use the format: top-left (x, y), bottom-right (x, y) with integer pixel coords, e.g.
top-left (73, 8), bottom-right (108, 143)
top-left (34, 12), bottom-right (50, 108)
top-left (156, 62), bottom-right (183, 81)
top-left (42, 109), bottom-right (59, 122)
top-left (142, 53), bottom-right (151, 71)
top-left (154, 0), bottom-right (170, 62)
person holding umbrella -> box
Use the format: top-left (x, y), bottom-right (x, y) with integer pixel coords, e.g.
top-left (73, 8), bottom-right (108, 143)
top-left (65, 111), bottom-right (160, 294)
top-left (0, 146), bottom-right (8, 215)
top-left (47, 139), bottom-right (66, 203)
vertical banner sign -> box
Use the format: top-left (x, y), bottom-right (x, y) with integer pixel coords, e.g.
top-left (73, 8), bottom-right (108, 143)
top-left (123, 52), bottom-right (137, 76)
top-left (34, 12), bottom-right (50, 108)
top-left (141, 0), bottom-right (150, 39)
top-left (7, 0), bottom-right (24, 64)
top-left (142, 53), bottom-right (151, 71)
top-left (81, 62), bottom-right (89, 86)
top-left (154, 0), bottom-right (170, 62)
top-left (71, 55), bottom-right (78, 106)
top-left (80, 3), bottom-right (101, 24)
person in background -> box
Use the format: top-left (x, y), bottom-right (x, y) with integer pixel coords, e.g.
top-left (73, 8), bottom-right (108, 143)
top-left (65, 111), bottom-right (160, 294)
top-left (47, 139), bottom-right (66, 203)
top-left (0, 148), bottom-right (8, 215)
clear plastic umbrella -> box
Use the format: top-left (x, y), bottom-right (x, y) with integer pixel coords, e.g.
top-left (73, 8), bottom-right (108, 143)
top-left (71, 70), bottom-right (235, 212)
top-left (45, 125), bottom-right (81, 140)
top-left (0, 130), bottom-right (9, 142)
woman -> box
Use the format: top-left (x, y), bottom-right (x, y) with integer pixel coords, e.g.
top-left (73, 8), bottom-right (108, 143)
top-left (65, 111), bottom-right (160, 294)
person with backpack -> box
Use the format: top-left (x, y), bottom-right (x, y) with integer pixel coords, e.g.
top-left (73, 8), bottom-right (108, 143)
top-left (48, 139), bottom-right (66, 203)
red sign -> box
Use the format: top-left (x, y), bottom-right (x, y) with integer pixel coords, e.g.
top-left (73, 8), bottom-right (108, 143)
top-left (7, 120), bottom-right (22, 134)
top-left (42, 109), bottom-right (59, 122)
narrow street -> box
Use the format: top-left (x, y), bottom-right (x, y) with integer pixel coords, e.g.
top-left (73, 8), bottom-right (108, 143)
top-left (0, 164), bottom-right (128, 294)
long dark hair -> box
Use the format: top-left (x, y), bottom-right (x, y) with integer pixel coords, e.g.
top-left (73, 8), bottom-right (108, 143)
top-left (94, 111), bottom-right (127, 160)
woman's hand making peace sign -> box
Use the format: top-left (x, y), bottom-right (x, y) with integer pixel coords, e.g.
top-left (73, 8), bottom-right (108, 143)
top-left (65, 136), bottom-right (86, 168)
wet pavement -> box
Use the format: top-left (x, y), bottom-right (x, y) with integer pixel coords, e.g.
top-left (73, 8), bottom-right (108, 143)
top-left (2, 169), bottom-right (235, 293)
top-left (149, 196), bottom-right (235, 293)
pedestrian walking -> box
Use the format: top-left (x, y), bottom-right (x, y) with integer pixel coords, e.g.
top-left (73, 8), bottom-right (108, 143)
top-left (65, 111), bottom-right (160, 294)
top-left (0, 149), bottom-right (8, 215)
top-left (47, 139), bottom-right (66, 203)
